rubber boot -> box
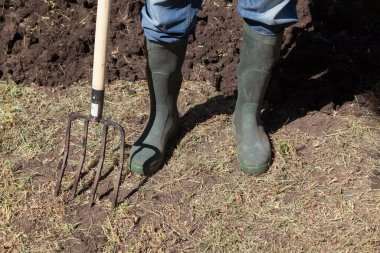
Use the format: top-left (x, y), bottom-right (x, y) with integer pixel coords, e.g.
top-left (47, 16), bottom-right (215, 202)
top-left (129, 38), bottom-right (187, 175)
top-left (233, 21), bottom-right (283, 175)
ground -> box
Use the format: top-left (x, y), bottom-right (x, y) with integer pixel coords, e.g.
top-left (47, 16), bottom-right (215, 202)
top-left (1, 0), bottom-right (380, 252)
top-left (1, 78), bottom-right (379, 252)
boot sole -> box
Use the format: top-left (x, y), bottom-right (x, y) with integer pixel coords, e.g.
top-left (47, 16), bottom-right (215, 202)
top-left (237, 158), bottom-right (270, 175)
top-left (130, 156), bottom-right (164, 175)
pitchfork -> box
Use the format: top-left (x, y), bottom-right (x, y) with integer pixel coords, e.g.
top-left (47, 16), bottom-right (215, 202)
top-left (54, 0), bottom-right (125, 208)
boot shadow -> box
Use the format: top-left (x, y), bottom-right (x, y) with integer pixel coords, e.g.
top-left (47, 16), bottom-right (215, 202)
top-left (159, 94), bottom-right (237, 174)
top-left (159, 94), bottom-right (280, 175)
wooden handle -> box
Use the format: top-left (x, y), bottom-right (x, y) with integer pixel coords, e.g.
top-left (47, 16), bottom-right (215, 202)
top-left (91, 0), bottom-right (112, 119)
top-left (92, 0), bottom-right (112, 91)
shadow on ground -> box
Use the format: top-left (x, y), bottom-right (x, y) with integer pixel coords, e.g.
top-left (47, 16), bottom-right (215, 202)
top-left (158, 0), bottom-right (380, 173)
top-left (265, 0), bottom-right (379, 130)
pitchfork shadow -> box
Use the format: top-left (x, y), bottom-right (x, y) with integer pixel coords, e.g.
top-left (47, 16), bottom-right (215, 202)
top-left (65, 141), bottom-right (151, 206)
top-left (74, 165), bottom-right (116, 197)
top-left (67, 143), bottom-right (141, 204)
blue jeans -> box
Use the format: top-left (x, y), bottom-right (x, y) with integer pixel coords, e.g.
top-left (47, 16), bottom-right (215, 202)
top-left (141, 0), bottom-right (298, 43)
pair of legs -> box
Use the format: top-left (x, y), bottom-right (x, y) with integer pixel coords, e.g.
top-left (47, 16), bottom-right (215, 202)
top-left (129, 0), bottom-right (298, 175)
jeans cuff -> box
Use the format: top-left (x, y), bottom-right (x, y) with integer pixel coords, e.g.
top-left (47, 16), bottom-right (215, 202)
top-left (243, 18), bottom-right (291, 36)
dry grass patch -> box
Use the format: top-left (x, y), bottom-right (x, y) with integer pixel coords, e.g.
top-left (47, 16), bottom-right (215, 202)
top-left (1, 78), bottom-right (379, 252)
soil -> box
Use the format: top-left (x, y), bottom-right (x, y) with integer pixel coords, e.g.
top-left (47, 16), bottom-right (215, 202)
top-left (1, 0), bottom-right (379, 114)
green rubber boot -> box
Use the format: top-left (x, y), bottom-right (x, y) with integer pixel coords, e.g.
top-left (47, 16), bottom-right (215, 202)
top-left (129, 38), bottom-right (187, 175)
top-left (233, 21), bottom-right (283, 175)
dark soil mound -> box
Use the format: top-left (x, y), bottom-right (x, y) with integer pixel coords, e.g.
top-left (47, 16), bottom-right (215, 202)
top-left (1, 0), bottom-right (244, 89)
top-left (0, 0), bottom-right (144, 87)
top-left (0, 0), bottom-right (379, 113)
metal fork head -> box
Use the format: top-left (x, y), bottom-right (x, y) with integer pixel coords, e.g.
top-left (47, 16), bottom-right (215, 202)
top-left (54, 112), bottom-right (125, 208)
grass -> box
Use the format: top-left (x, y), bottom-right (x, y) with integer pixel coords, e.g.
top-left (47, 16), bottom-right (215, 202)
top-left (0, 78), bottom-right (379, 252)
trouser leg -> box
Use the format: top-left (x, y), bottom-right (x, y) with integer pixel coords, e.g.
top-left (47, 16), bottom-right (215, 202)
top-left (237, 0), bottom-right (298, 35)
top-left (141, 0), bottom-right (203, 43)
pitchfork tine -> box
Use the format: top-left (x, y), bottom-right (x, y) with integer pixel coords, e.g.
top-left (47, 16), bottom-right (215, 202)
top-left (54, 114), bottom-right (73, 197)
top-left (88, 124), bottom-right (108, 207)
top-left (111, 125), bottom-right (125, 208)
top-left (69, 119), bottom-right (90, 200)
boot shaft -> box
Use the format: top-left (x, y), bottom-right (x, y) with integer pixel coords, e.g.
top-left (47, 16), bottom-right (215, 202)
top-left (146, 39), bottom-right (188, 75)
top-left (236, 21), bottom-right (283, 108)
top-left (233, 23), bottom-right (283, 174)
top-left (234, 22), bottom-right (283, 141)
top-left (145, 38), bottom-right (188, 110)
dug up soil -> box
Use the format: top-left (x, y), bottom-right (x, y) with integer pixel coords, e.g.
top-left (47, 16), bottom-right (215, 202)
top-left (0, 0), bottom-right (379, 114)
